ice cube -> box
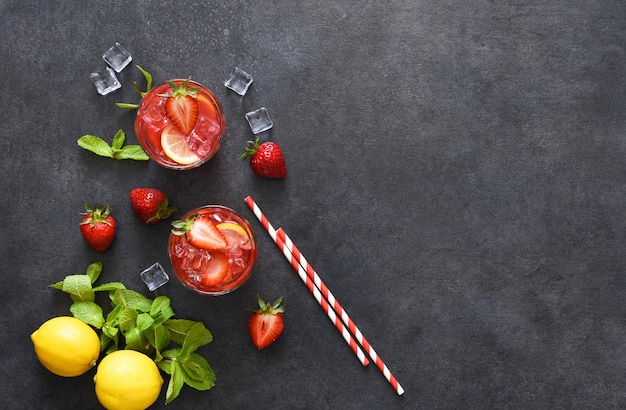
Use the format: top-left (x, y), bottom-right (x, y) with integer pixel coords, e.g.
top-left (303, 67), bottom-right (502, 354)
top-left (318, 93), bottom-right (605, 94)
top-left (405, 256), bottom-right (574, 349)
top-left (245, 107), bottom-right (273, 134)
top-left (140, 99), bottom-right (169, 131)
top-left (90, 67), bottom-right (121, 95)
top-left (188, 116), bottom-right (222, 156)
top-left (224, 67), bottom-right (253, 96)
top-left (140, 262), bottom-right (170, 291)
top-left (103, 42), bottom-right (132, 73)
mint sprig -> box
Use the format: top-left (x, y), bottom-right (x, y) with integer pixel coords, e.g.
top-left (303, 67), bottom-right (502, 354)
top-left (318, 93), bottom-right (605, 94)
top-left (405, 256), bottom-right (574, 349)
top-left (77, 129), bottom-right (149, 160)
top-left (51, 262), bottom-right (216, 404)
top-left (116, 65), bottom-right (153, 109)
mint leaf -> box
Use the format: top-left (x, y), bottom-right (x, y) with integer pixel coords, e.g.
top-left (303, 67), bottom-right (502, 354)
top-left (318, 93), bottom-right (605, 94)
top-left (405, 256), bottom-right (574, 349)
top-left (137, 312), bottom-right (154, 331)
top-left (92, 281), bottom-right (126, 292)
top-left (113, 289), bottom-right (153, 312)
top-left (182, 359), bottom-right (206, 381)
top-left (115, 102), bottom-right (139, 109)
top-left (135, 65), bottom-right (153, 97)
top-left (118, 307), bottom-right (138, 331)
top-left (145, 324), bottom-right (171, 359)
top-left (124, 326), bottom-right (149, 352)
top-left (165, 362), bottom-right (185, 404)
top-left (56, 274), bottom-right (94, 302)
top-left (163, 319), bottom-right (201, 345)
top-left (115, 145), bottom-right (149, 160)
top-left (180, 352), bottom-right (216, 391)
top-left (78, 135), bottom-right (114, 158)
top-left (78, 130), bottom-right (149, 161)
top-left (70, 301), bottom-right (105, 328)
top-left (180, 322), bottom-right (213, 359)
top-left (85, 262), bottom-right (103, 283)
top-left (111, 129), bottom-right (125, 150)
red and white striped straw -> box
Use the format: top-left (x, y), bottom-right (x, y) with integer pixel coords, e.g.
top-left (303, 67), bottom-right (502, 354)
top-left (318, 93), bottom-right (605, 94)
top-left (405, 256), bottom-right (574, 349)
top-left (276, 228), bottom-right (405, 396)
top-left (244, 196), bottom-right (370, 366)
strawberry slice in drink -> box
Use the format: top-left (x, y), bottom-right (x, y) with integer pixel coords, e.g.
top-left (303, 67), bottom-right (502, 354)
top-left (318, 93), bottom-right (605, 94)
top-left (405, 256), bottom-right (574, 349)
top-left (198, 251), bottom-right (230, 286)
top-left (161, 79), bottom-right (199, 135)
top-left (171, 213), bottom-right (228, 250)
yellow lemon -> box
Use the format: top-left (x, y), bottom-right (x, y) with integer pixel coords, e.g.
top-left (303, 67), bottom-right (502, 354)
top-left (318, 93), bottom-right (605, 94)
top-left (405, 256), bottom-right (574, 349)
top-left (30, 316), bottom-right (100, 377)
top-left (161, 122), bottom-right (200, 165)
top-left (94, 350), bottom-right (163, 410)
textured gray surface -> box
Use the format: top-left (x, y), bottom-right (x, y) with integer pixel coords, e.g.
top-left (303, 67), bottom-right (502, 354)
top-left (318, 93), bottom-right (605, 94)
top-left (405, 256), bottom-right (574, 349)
top-left (2, 0), bottom-right (626, 409)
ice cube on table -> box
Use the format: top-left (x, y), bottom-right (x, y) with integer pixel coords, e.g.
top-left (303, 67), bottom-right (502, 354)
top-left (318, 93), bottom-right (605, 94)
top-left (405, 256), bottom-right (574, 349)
top-left (140, 262), bottom-right (170, 291)
top-left (90, 67), bottom-right (121, 95)
top-left (224, 67), bottom-right (253, 96)
top-left (245, 107), bottom-right (273, 134)
top-left (102, 42), bottom-right (132, 73)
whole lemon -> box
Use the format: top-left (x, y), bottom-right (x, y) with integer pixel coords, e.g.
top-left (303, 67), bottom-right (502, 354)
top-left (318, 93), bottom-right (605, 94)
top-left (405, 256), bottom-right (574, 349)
top-left (94, 349), bottom-right (164, 410)
top-left (31, 316), bottom-right (100, 377)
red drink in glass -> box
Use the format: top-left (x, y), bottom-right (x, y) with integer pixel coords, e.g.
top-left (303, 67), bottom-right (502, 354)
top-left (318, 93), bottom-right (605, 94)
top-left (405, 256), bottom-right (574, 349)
top-left (168, 206), bottom-right (257, 295)
top-left (135, 79), bottom-right (225, 170)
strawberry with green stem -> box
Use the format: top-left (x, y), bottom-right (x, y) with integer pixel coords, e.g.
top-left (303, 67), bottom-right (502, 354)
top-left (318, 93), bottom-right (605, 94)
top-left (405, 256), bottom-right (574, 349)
top-left (79, 204), bottom-right (116, 252)
top-left (240, 137), bottom-right (287, 179)
top-left (248, 295), bottom-right (285, 349)
top-left (130, 188), bottom-right (177, 224)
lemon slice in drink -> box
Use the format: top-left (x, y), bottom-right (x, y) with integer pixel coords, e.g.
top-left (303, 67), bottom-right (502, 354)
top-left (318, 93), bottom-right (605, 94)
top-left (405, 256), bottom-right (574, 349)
top-left (217, 222), bottom-right (251, 249)
top-left (160, 123), bottom-right (200, 165)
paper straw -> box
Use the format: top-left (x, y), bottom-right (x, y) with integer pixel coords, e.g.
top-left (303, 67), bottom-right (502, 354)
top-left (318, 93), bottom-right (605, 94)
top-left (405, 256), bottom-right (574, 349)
top-left (276, 228), bottom-right (405, 396)
top-left (244, 196), bottom-right (370, 366)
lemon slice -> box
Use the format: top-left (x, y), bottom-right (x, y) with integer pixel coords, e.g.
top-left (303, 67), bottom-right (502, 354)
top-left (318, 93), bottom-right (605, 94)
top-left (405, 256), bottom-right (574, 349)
top-left (217, 222), bottom-right (251, 248)
top-left (160, 123), bottom-right (200, 165)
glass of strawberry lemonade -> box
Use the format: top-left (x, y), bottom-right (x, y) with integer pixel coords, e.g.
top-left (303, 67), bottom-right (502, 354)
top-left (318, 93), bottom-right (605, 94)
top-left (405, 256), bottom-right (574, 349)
top-left (135, 79), bottom-right (225, 169)
top-left (169, 205), bottom-right (257, 295)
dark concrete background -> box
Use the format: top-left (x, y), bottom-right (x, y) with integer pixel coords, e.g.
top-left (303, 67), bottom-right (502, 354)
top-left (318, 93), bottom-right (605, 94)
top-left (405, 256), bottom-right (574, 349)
top-left (2, 1), bottom-right (626, 409)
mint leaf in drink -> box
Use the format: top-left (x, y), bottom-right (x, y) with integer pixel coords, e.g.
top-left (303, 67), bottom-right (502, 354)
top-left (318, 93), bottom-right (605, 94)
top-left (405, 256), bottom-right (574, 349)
top-left (136, 65), bottom-right (153, 96)
top-left (78, 129), bottom-right (148, 161)
top-left (70, 300), bottom-right (105, 328)
top-left (116, 65), bottom-right (153, 109)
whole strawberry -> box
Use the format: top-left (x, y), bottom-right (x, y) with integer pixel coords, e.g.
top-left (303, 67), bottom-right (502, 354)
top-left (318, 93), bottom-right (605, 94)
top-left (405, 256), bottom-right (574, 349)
top-left (240, 137), bottom-right (287, 179)
top-left (130, 188), bottom-right (177, 224)
top-left (247, 295), bottom-right (285, 349)
top-left (79, 204), bottom-right (116, 252)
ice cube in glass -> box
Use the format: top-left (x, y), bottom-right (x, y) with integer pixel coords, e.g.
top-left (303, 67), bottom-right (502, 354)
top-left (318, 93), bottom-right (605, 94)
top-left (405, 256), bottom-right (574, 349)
top-left (140, 262), bottom-right (170, 291)
top-left (224, 67), bottom-right (253, 96)
top-left (245, 107), bottom-right (273, 134)
top-left (103, 42), bottom-right (132, 73)
top-left (90, 67), bottom-right (121, 95)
